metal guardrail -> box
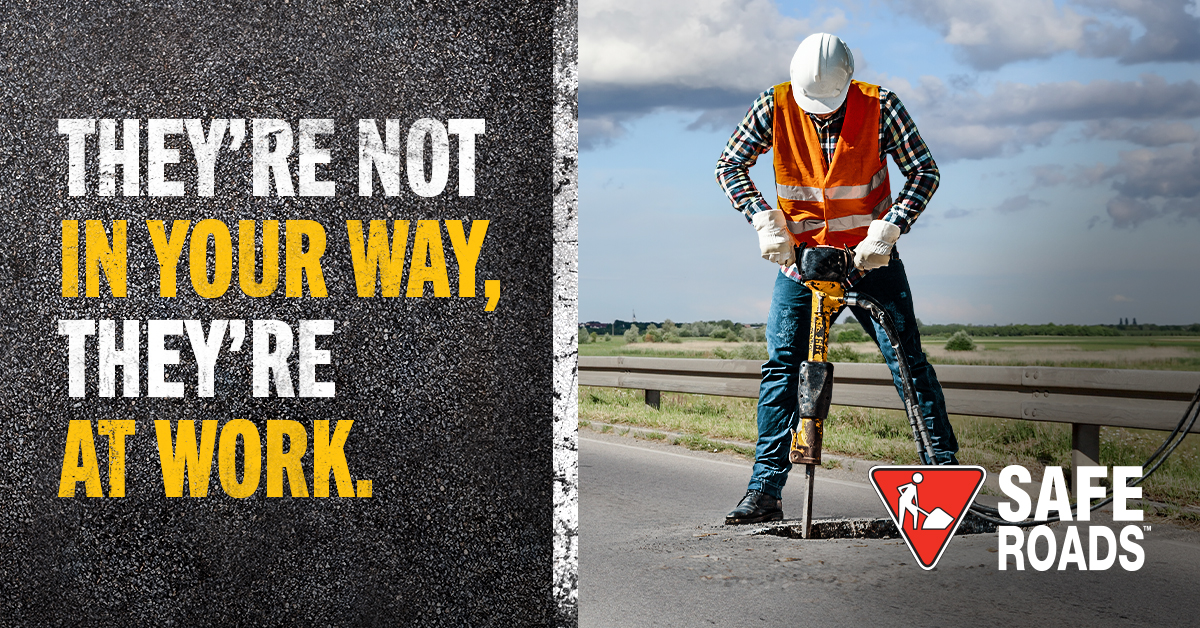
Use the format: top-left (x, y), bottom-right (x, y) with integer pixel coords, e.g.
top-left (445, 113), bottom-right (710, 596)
top-left (579, 356), bottom-right (1200, 477)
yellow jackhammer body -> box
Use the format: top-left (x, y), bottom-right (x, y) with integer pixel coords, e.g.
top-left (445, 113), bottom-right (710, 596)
top-left (788, 247), bottom-right (852, 538)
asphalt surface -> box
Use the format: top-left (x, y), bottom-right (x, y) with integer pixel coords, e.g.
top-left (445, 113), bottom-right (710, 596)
top-left (579, 431), bottom-right (1200, 627)
top-left (0, 2), bottom-right (563, 624)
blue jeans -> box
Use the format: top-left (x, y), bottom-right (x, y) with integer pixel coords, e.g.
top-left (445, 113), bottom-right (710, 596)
top-left (748, 256), bottom-right (959, 499)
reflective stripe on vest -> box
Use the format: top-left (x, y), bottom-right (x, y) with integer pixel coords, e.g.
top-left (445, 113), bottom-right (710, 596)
top-left (776, 167), bottom-right (889, 203)
top-left (771, 80), bottom-right (891, 249)
top-left (786, 194), bottom-right (891, 236)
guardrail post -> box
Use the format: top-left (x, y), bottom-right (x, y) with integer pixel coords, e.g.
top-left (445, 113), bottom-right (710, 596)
top-left (644, 389), bottom-right (661, 410)
top-left (1071, 423), bottom-right (1101, 491)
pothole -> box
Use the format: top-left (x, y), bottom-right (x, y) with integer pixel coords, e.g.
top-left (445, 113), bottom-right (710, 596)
top-left (751, 513), bottom-right (998, 539)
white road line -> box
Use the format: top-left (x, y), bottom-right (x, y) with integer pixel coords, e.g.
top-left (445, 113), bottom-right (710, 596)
top-left (580, 436), bottom-right (873, 490)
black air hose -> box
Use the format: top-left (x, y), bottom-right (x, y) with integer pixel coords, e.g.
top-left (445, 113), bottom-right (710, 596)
top-left (846, 286), bottom-right (1200, 527)
top-left (970, 387), bottom-right (1199, 527)
top-left (843, 291), bottom-right (937, 464)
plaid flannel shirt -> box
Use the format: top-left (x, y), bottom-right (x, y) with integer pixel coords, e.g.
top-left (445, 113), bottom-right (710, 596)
top-left (715, 86), bottom-right (939, 234)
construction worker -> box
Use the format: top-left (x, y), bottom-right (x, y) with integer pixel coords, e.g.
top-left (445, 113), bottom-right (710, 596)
top-left (715, 33), bottom-right (959, 525)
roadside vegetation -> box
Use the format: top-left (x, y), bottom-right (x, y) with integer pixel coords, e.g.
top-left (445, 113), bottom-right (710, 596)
top-left (944, 330), bottom-right (976, 351)
top-left (580, 322), bottom-right (1200, 371)
top-left (580, 386), bottom-right (1200, 508)
top-left (578, 317), bottom-right (1200, 510)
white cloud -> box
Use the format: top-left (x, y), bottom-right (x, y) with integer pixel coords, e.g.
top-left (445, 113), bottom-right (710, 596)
top-left (942, 75), bottom-right (1200, 125)
top-left (1077, 0), bottom-right (1200, 64)
top-left (1162, 196), bottom-right (1200, 220)
top-left (895, 74), bottom-right (1200, 160)
top-left (993, 194), bottom-right (1048, 213)
top-left (578, 2), bottom-right (1200, 153)
top-left (887, 0), bottom-right (1200, 69)
top-left (576, 0), bottom-right (1200, 237)
top-left (1030, 164), bottom-right (1069, 187)
top-left (578, 114), bottom-right (630, 150)
top-left (1108, 143), bottom-right (1200, 199)
top-left (891, 73), bottom-right (1200, 229)
top-left (581, 0), bottom-right (843, 92)
top-left (886, 0), bottom-right (1119, 69)
top-left (579, 0), bottom-right (848, 147)
top-left (1075, 163), bottom-right (1111, 186)
top-left (1095, 141), bottom-right (1200, 227)
top-left (1107, 195), bottom-right (1160, 228)
top-left (1083, 120), bottom-right (1199, 146)
top-left (921, 121), bottom-right (1061, 160)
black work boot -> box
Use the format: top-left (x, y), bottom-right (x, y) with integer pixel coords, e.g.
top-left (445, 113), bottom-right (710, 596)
top-left (724, 490), bottom-right (783, 525)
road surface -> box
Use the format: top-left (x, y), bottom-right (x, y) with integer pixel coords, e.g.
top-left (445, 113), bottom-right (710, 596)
top-left (579, 431), bottom-right (1200, 627)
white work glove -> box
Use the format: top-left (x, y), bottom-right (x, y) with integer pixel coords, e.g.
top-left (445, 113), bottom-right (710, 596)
top-left (853, 220), bottom-right (901, 271)
top-left (751, 209), bottom-right (795, 266)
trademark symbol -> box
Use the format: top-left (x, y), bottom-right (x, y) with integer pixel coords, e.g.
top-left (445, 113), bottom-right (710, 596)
top-left (1143, 525), bottom-right (1151, 532)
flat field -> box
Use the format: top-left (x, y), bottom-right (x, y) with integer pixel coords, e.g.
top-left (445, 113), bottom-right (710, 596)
top-left (580, 334), bottom-right (1200, 370)
top-left (928, 335), bottom-right (1200, 370)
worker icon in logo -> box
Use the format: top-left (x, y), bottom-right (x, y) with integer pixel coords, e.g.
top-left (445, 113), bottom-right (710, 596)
top-left (897, 472), bottom-right (923, 530)
top-left (896, 472), bottom-right (954, 531)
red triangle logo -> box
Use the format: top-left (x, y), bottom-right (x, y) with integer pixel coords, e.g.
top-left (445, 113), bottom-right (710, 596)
top-left (869, 466), bottom-right (986, 570)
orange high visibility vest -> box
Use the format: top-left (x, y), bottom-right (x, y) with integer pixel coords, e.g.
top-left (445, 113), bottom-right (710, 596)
top-left (773, 80), bottom-right (892, 249)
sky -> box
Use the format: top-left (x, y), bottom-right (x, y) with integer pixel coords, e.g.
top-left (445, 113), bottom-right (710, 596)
top-left (577, 0), bottom-right (1200, 326)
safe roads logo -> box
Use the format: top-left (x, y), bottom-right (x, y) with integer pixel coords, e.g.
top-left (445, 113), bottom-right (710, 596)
top-left (869, 466), bottom-right (986, 570)
top-left (870, 465), bottom-right (1148, 572)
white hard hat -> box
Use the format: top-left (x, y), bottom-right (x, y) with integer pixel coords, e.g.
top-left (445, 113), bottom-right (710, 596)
top-left (789, 33), bottom-right (855, 114)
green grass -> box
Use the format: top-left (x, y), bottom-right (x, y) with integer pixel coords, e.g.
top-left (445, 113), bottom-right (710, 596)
top-left (580, 386), bottom-right (1200, 507)
top-left (928, 356), bottom-right (1200, 370)
top-left (671, 434), bottom-right (755, 457)
top-left (580, 386), bottom-right (760, 442)
top-left (578, 336), bottom-right (758, 359)
top-left (581, 334), bottom-right (1200, 370)
top-left (583, 412), bottom-right (757, 457)
top-left (969, 336), bottom-right (1200, 350)
top-left (1142, 505), bottom-right (1200, 531)
top-left (937, 336), bottom-right (1200, 371)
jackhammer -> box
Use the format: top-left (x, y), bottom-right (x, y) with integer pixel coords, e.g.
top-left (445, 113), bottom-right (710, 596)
top-left (792, 245), bottom-right (1200, 534)
top-left (790, 245), bottom-right (937, 538)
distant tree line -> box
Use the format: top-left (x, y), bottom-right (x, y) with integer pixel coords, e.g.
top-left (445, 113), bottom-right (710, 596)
top-left (580, 319), bottom-right (766, 344)
top-left (916, 322), bottom-right (1200, 337)
top-left (581, 319), bottom-right (1200, 344)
